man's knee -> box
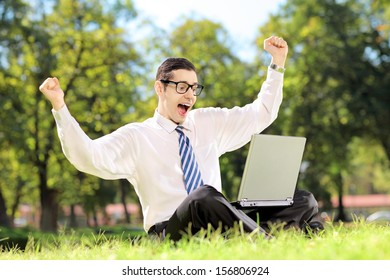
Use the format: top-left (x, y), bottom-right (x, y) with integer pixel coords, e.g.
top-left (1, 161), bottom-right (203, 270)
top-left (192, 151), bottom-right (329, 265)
top-left (295, 189), bottom-right (318, 213)
top-left (188, 185), bottom-right (221, 204)
top-left (187, 185), bottom-right (230, 216)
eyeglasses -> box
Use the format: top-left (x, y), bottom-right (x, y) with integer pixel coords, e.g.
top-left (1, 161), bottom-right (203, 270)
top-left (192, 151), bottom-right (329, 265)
top-left (159, 80), bottom-right (204, 96)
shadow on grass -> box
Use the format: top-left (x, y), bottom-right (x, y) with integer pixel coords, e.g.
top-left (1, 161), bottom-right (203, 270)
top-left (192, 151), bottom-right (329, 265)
top-left (0, 225), bottom-right (146, 252)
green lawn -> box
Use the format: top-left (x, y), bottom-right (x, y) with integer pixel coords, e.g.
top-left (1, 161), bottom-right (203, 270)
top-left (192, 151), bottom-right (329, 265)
top-left (1, 221), bottom-right (390, 260)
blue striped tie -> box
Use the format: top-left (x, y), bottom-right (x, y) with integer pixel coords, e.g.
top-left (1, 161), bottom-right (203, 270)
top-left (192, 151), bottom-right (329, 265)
top-left (175, 126), bottom-right (204, 194)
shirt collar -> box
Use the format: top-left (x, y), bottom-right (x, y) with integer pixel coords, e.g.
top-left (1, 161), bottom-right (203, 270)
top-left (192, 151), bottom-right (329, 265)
top-left (153, 110), bottom-right (191, 133)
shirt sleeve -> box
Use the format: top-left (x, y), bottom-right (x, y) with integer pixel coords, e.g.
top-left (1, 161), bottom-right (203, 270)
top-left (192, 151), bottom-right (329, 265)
top-left (52, 105), bottom-right (137, 180)
top-left (198, 67), bottom-right (284, 155)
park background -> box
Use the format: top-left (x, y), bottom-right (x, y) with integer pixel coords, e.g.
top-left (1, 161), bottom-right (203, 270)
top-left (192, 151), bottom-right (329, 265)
top-left (0, 0), bottom-right (389, 235)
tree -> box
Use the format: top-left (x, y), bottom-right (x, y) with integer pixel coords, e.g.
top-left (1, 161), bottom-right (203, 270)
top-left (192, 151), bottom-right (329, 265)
top-left (255, 0), bottom-right (390, 219)
top-left (0, 0), bottom-right (142, 231)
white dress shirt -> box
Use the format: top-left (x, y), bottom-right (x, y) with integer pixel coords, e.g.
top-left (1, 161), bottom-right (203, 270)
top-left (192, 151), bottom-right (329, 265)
top-left (52, 68), bottom-right (284, 231)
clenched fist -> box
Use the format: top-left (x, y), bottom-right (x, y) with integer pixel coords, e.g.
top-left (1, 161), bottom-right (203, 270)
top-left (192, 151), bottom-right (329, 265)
top-left (263, 36), bottom-right (288, 68)
top-left (39, 77), bottom-right (65, 111)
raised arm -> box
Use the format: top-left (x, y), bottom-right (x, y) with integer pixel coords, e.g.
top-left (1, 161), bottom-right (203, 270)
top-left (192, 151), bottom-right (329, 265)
top-left (38, 77), bottom-right (135, 180)
top-left (203, 36), bottom-right (288, 154)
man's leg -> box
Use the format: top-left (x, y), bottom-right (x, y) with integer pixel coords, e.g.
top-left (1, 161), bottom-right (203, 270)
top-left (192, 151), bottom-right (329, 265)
top-left (246, 189), bottom-right (321, 230)
top-left (164, 185), bottom-right (267, 241)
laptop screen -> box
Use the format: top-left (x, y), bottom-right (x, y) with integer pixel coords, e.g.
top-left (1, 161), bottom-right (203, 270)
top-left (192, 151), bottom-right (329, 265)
top-left (236, 134), bottom-right (306, 207)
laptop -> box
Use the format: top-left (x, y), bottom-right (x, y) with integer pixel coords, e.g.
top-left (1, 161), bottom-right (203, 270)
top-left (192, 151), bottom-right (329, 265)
top-left (234, 134), bottom-right (306, 208)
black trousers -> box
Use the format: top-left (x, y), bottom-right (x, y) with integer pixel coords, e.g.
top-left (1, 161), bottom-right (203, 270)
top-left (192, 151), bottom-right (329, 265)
top-left (148, 185), bottom-right (319, 241)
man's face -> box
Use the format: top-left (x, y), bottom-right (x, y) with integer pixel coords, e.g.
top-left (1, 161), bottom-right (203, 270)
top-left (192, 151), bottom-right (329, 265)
top-left (155, 69), bottom-right (198, 124)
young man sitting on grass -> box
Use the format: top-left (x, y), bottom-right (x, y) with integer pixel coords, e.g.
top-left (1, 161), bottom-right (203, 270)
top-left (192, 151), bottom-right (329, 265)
top-left (39, 36), bottom-right (323, 241)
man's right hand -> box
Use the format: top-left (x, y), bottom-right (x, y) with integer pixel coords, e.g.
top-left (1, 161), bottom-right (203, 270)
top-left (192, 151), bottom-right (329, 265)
top-left (39, 77), bottom-right (65, 111)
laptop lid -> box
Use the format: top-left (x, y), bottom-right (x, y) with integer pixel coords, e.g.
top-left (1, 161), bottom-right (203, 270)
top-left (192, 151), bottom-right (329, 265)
top-left (236, 134), bottom-right (306, 207)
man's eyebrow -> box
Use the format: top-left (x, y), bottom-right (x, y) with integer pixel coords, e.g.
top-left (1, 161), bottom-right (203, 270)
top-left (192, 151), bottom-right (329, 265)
top-left (178, 80), bottom-right (199, 85)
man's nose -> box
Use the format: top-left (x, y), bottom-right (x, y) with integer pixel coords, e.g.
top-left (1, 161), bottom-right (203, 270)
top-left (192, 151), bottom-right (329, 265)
top-left (184, 87), bottom-right (195, 98)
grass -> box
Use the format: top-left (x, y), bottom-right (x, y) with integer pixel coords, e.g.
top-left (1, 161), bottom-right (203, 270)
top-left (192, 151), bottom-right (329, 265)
top-left (1, 220), bottom-right (390, 260)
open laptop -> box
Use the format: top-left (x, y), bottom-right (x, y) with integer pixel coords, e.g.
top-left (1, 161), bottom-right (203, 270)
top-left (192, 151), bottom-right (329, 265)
top-left (233, 134), bottom-right (306, 208)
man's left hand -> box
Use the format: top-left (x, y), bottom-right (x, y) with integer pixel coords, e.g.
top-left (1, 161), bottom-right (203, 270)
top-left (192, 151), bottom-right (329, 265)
top-left (264, 36), bottom-right (288, 68)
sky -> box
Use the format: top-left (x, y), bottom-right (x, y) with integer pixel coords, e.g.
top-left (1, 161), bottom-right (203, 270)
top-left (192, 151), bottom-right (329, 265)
top-left (132, 0), bottom-right (286, 62)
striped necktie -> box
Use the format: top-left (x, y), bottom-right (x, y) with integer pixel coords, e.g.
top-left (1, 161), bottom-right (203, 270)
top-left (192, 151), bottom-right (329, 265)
top-left (175, 126), bottom-right (204, 194)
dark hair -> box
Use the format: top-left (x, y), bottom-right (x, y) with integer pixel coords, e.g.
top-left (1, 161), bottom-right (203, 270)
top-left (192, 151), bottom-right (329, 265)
top-left (155, 57), bottom-right (197, 81)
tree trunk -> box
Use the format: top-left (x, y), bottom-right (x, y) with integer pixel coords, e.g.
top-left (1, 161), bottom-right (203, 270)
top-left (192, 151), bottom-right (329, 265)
top-left (0, 187), bottom-right (11, 227)
top-left (39, 163), bottom-right (58, 232)
top-left (380, 136), bottom-right (390, 163)
top-left (39, 187), bottom-right (58, 232)
top-left (10, 180), bottom-right (23, 228)
top-left (335, 173), bottom-right (347, 221)
top-left (34, 130), bottom-right (59, 233)
top-left (69, 204), bottom-right (78, 228)
top-left (92, 208), bottom-right (98, 227)
top-left (120, 180), bottom-right (130, 224)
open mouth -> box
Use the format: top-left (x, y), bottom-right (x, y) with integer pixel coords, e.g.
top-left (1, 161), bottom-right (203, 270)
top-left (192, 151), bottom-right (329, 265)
top-left (178, 103), bottom-right (190, 116)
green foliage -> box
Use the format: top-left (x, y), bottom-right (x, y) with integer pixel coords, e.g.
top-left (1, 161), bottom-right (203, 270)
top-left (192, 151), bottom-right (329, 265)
top-left (0, 0), bottom-right (143, 230)
top-left (345, 137), bottom-right (390, 195)
top-left (255, 0), bottom-right (390, 209)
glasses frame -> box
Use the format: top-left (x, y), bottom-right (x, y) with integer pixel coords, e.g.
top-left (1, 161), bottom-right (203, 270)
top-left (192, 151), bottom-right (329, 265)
top-left (159, 79), bottom-right (204, 96)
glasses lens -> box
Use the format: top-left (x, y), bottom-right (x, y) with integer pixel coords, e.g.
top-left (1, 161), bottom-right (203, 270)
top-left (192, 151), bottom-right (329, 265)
top-left (176, 82), bottom-right (189, 94)
top-left (195, 85), bottom-right (203, 96)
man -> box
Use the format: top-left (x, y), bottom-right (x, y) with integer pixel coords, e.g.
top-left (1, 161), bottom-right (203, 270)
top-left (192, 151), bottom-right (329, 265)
top-left (39, 36), bottom-right (322, 241)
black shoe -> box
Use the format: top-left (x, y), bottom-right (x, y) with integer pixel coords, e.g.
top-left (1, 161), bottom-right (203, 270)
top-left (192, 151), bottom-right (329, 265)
top-left (309, 221), bottom-right (325, 231)
top-left (303, 221), bottom-right (325, 235)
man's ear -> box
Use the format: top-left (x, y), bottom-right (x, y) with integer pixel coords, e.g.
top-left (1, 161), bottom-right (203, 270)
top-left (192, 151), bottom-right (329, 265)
top-left (154, 80), bottom-right (164, 97)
